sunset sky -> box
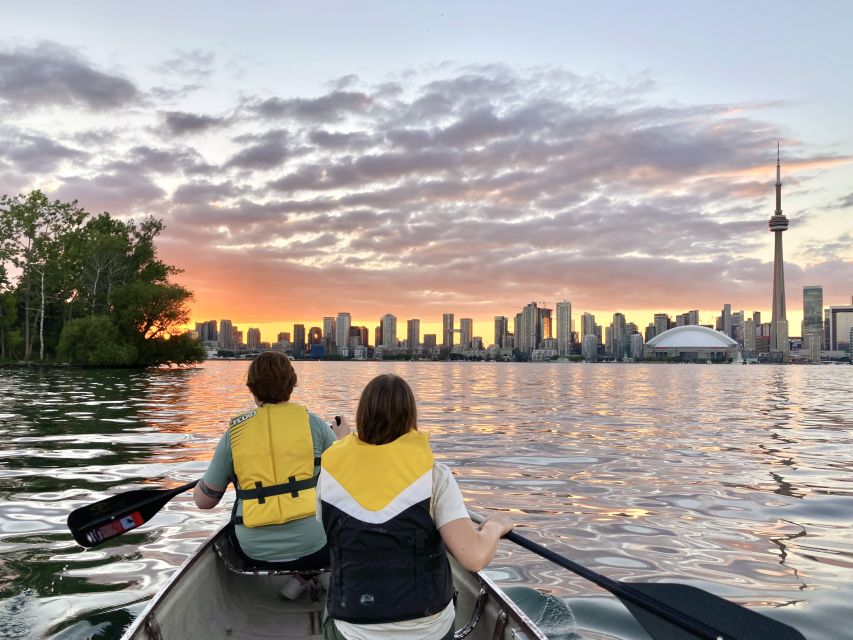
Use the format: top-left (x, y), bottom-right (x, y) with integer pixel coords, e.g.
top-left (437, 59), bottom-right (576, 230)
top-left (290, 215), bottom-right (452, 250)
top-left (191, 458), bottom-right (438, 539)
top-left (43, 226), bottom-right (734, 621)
top-left (2, 2), bottom-right (852, 341)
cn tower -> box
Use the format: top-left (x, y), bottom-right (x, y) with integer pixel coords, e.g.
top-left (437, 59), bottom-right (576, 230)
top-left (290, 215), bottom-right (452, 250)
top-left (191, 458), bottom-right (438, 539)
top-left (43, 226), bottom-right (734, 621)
top-left (768, 144), bottom-right (789, 358)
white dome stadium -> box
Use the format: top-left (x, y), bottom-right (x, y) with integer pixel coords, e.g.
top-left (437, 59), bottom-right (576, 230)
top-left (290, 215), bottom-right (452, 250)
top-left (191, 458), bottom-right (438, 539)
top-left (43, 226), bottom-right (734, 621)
top-left (646, 325), bottom-right (738, 348)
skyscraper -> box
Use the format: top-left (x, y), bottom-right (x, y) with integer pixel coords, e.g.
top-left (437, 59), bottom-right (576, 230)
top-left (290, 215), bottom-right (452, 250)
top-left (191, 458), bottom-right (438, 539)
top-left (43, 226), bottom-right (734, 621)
top-left (459, 318), bottom-right (473, 349)
top-left (293, 324), bottom-right (306, 358)
top-left (494, 316), bottom-right (508, 348)
top-left (381, 314), bottom-right (397, 348)
top-left (611, 312), bottom-right (627, 360)
top-left (555, 301), bottom-right (572, 356)
top-left (581, 312), bottom-right (596, 341)
top-left (442, 313), bottom-right (454, 349)
top-left (653, 313), bottom-right (670, 337)
top-left (247, 327), bottom-right (261, 349)
top-left (518, 302), bottom-right (539, 355)
top-left (802, 286), bottom-right (823, 350)
top-left (218, 319), bottom-right (234, 350)
top-left (336, 312), bottom-right (351, 356)
top-left (407, 319), bottom-right (420, 353)
top-left (769, 145), bottom-right (790, 360)
top-left (323, 317), bottom-right (336, 353)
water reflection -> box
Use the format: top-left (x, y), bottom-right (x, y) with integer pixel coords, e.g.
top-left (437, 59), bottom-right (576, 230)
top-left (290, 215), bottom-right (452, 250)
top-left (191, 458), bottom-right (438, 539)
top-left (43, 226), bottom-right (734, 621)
top-left (0, 362), bottom-right (851, 639)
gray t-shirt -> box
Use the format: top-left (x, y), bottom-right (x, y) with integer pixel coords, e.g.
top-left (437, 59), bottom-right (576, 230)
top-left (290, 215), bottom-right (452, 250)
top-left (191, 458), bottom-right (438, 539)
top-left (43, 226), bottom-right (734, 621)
top-left (203, 405), bottom-right (336, 561)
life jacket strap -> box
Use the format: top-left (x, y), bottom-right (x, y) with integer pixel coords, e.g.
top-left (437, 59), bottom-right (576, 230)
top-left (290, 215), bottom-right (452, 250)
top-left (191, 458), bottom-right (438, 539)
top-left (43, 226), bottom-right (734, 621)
top-left (235, 475), bottom-right (318, 502)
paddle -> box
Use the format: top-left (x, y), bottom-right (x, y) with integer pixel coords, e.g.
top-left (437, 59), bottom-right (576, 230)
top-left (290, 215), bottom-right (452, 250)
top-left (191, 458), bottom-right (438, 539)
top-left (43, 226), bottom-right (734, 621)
top-left (68, 480), bottom-right (198, 548)
top-left (469, 512), bottom-right (806, 640)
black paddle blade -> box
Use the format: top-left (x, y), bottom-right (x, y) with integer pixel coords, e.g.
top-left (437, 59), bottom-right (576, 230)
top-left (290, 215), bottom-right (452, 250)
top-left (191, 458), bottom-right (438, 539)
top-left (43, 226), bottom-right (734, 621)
top-left (67, 481), bottom-right (197, 548)
top-left (623, 582), bottom-right (807, 640)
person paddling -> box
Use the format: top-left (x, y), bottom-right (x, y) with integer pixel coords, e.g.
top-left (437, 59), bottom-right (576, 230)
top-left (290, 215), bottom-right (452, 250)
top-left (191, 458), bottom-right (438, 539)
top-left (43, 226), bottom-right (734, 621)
top-left (317, 373), bottom-right (513, 640)
top-left (194, 351), bottom-right (349, 597)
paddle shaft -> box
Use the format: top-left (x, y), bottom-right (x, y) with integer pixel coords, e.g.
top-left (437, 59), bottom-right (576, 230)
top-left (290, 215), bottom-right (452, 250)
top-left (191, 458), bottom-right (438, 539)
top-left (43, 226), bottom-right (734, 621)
top-left (470, 512), bottom-right (731, 640)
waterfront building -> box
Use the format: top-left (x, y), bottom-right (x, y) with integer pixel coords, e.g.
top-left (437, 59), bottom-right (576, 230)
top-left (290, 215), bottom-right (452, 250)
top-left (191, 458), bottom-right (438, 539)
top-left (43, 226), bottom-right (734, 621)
top-left (381, 314), bottom-right (397, 348)
top-left (556, 301), bottom-right (572, 356)
top-left (471, 337), bottom-right (484, 351)
top-left (218, 319), bottom-right (234, 351)
top-left (721, 304), bottom-right (732, 338)
top-left (580, 313), bottom-right (597, 344)
top-left (292, 325), bottom-right (306, 357)
top-left (197, 320), bottom-right (218, 343)
top-left (233, 328), bottom-right (243, 348)
top-left (653, 313), bottom-right (670, 337)
top-left (802, 286), bottom-right (824, 349)
top-left (442, 313), bottom-right (454, 349)
top-left (460, 318), bottom-right (473, 349)
top-left (407, 319), bottom-right (420, 353)
top-left (308, 327), bottom-right (322, 345)
top-left (629, 333), bottom-right (644, 361)
top-left (611, 312), bottom-right (627, 361)
top-left (604, 326), bottom-right (612, 357)
top-left (539, 307), bottom-right (552, 342)
top-left (768, 146), bottom-right (790, 361)
top-left (423, 333), bottom-right (437, 356)
top-left (336, 312), bottom-right (351, 356)
top-left (743, 318), bottom-right (757, 354)
top-left (582, 334), bottom-right (597, 361)
top-left (645, 323), bottom-right (656, 342)
top-left (323, 317), bottom-right (336, 353)
top-left (646, 325), bottom-right (739, 362)
top-left (826, 300), bottom-right (853, 351)
top-left (276, 332), bottom-right (290, 342)
top-left (247, 328), bottom-right (261, 350)
top-left (494, 316), bottom-right (508, 348)
top-left (517, 303), bottom-right (539, 356)
top-left (374, 325), bottom-right (382, 349)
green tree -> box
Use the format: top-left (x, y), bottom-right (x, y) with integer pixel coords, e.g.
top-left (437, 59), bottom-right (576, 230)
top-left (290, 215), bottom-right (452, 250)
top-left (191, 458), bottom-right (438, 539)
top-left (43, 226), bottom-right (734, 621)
top-left (0, 191), bottom-right (86, 360)
top-left (57, 316), bottom-right (137, 366)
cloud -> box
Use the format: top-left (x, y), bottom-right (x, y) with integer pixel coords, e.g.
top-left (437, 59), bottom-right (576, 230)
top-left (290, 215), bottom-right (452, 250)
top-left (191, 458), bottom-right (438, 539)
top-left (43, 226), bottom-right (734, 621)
top-left (226, 130), bottom-right (289, 170)
top-left (155, 49), bottom-right (215, 79)
top-left (52, 169), bottom-right (166, 215)
top-left (0, 128), bottom-right (88, 173)
top-left (0, 42), bottom-right (139, 111)
top-left (249, 91), bottom-right (372, 122)
top-left (161, 110), bottom-right (228, 135)
top-left (831, 192), bottom-right (853, 209)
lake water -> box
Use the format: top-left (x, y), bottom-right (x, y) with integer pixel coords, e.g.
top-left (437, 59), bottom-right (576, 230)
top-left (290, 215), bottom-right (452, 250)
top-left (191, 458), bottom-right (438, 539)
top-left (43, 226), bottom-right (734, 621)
top-left (0, 361), bottom-right (851, 640)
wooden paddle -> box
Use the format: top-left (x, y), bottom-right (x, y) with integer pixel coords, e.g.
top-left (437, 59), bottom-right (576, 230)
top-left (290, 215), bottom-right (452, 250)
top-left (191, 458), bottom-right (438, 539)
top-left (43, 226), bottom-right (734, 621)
top-left (67, 480), bottom-right (198, 548)
top-left (469, 512), bottom-right (806, 640)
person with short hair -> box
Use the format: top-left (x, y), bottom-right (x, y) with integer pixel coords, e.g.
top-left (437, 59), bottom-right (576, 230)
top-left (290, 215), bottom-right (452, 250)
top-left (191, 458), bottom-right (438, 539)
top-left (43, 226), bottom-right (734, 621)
top-left (194, 352), bottom-right (349, 577)
top-left (317, 373), bottom-right (513, 640)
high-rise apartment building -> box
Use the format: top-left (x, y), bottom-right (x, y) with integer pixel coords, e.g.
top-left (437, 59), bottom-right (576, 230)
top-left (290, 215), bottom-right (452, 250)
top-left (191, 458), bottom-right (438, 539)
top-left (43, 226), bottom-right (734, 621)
top-left (407, 319), bottom-right (420, 353)
top-left (517, 303), bottom-right (539, 355)
top-left (653, 313), bottom-right (670, 337)
top-left (423, 334), bottom-right (437, 353)
top-left (721, 304), bottom-right (732, 337)
top-left (494, 316), bottom-right (508, 348)
top-left (247, 327), bottom-right (261, 349)
top-left (743, 318), bottom-right (757, 353)
top-left (442, 313), bottom-right (455, 349)
top-left (218, 319), bottom-right (234, 350)
top-left (459, 318), bottom-right (473, 349)
top-left (381, 314), bottom-right (397, 348)
top-left (336, 312), bottom-right (351, 356)
top-left (581, 312), bottom-right (597, 341)
top-left (196, 320), bottom-right (218, 343)
top-left (582, 334), bottom-right (598, 361)
top-left (293, 324), bottom-right (306, 357)
top-left (538, 307), bottom-right (552, 343)
top-left (611, 312), bottom-right (627, 360)
top-left (323, 317), bottom-right (336, 352)
top-left (555, 301), bottom-right (572, 356)
top-left (802, 286), bottom-right (823, 349)
top-left (308, 327), bottom-right (322, 345)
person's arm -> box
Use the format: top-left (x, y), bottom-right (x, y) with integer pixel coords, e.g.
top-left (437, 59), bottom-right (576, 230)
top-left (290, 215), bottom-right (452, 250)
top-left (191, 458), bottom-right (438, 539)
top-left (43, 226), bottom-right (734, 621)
top-left (194, 430), bottom-right (232, 509)
top-left (194, 478), bottom-right (226, 509)
top-left (439, 513), bottom-right (513, 572)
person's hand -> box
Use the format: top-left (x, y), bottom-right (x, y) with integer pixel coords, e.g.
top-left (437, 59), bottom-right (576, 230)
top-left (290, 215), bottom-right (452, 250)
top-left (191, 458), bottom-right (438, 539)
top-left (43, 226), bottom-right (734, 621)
top-left (479, 512), bottom-right (513, 538)
top-left (331, 415), bottom-right (351, 440)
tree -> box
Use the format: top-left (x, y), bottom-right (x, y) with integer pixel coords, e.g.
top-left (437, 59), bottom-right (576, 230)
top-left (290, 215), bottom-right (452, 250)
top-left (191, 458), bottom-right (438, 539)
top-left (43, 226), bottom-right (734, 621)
top-left (57, 316), bottom-right (137, 366)
top-left (0, 191), bottom-right (86, 360)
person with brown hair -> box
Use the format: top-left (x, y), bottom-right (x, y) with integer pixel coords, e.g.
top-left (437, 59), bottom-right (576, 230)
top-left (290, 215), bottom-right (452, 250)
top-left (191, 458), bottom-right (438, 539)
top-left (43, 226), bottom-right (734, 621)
top-left (194, 352), bottom-right (349, 587)
top-left (317, 373), bottom-right (513, 640)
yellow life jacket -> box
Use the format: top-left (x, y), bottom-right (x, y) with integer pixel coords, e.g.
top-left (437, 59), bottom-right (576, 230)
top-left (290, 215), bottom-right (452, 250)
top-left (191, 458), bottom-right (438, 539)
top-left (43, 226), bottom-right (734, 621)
top-left (229, 403), bottom-right (317, 528)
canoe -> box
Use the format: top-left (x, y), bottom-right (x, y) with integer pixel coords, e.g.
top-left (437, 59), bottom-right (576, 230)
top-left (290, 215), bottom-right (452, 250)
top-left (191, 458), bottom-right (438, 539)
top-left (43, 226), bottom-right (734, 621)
top-left (121, 523), bottom-right (557, 640)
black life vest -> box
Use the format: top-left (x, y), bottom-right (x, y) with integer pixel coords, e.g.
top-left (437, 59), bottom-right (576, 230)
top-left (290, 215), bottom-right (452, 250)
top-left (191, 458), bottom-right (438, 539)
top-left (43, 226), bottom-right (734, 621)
top-left (319, 431), bottom-right (454, 623)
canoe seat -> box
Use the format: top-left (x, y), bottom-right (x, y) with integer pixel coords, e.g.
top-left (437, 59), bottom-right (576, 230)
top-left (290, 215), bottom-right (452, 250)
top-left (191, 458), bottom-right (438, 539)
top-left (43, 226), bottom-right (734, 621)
top-left (212, 524), bottom-right (328, 577)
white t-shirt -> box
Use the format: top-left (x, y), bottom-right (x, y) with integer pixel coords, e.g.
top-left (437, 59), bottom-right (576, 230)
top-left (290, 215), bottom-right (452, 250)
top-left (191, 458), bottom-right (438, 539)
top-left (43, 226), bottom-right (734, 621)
top-left (316, 462), bottom-right (469, 640)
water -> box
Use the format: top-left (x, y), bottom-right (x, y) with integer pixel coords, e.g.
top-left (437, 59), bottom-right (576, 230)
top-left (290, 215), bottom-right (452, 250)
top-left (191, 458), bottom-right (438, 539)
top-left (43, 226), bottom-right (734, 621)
top-left (0, 361), bottom-right (851, 640)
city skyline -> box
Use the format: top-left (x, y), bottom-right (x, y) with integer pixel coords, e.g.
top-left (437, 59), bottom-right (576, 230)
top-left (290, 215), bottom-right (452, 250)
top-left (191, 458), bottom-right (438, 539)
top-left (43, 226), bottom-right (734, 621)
top-left (1, 4), bottom-right (852, 332)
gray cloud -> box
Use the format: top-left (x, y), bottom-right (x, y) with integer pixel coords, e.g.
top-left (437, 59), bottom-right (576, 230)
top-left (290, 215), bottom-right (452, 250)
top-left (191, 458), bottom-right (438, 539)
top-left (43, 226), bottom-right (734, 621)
top-left (172, 180), bottom-right (242, 205)
top-left (250, 91), bottom-right (372, 122)
top-left (831, 192), bottom-right (853, 209)
top-left (1, 129), bottom-right (88, 173)
top-left (52, 169), bottom-right (165, 214)
top-left (0, 42), bottom-right (139, 111)
top-left (161, 110), bottom-right (228, 135)
top-left (226, 130), bottom-right (289, 170)
top-left (156, 49), bottom-right (215, 79)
